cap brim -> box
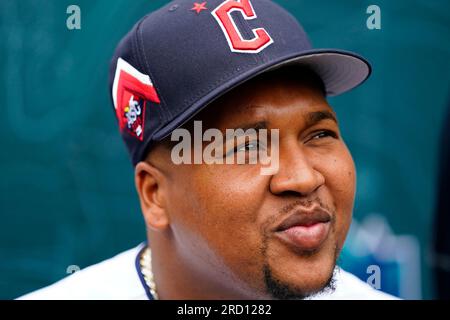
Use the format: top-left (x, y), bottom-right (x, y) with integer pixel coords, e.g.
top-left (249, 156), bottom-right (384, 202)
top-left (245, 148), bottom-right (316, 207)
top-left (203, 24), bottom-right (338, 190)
top-left (153, 49), bottom-right (371, 141)
top-left (266, 49), bottom-right (371, 96)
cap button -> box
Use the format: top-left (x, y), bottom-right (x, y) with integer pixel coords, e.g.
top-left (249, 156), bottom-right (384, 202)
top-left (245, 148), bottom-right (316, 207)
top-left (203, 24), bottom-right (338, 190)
top-left (168, 4), bottom-right (179, 12)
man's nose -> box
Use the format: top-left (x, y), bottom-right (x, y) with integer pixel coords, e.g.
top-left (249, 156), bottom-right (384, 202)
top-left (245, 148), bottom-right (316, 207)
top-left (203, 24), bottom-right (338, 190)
top-left (269, 140), bottom-right (325, 196)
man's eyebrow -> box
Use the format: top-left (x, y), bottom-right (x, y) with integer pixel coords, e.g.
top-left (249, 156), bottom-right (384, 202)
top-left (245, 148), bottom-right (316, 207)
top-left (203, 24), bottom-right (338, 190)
top-left (223, 121), bottom-right (268, 141)
top-left (220, 111), bottom-right (336, 141)
top-left (230, 121), bottom-right (268, 132)
top-left (305, 110), bottom-right (338, 127)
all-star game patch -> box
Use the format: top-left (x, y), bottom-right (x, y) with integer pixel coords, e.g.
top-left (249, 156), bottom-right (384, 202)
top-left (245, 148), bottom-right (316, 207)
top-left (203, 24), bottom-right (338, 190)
top-left (121, 91), bottom-right (146, 140)
top-left (112, 58), bottom-right (161, 141)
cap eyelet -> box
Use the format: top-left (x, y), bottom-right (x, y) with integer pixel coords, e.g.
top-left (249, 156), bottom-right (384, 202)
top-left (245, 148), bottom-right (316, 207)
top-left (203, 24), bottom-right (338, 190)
top-left (168, 4), bottom-right (179, 12)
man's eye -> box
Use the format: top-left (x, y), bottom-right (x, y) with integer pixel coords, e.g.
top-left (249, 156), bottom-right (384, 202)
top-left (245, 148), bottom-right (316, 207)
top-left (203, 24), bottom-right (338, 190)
top-left (236, 141), bottom-right (259, 152)
top-left (225, 141), bottom-right (262, 157)
top-left (310, 130), bottom-right (338, 140)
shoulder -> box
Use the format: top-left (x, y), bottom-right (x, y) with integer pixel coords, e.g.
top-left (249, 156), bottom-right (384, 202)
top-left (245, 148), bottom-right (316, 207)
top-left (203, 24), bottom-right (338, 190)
top-left (311, 268), bottom-right (399, 300)
top-left (18, 244), bottom-right (148, 300)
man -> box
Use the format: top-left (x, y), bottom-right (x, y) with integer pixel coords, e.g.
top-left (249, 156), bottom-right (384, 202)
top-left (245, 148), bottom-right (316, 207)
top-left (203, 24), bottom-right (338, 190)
top-left (20, 0), bottom-right (396, 299)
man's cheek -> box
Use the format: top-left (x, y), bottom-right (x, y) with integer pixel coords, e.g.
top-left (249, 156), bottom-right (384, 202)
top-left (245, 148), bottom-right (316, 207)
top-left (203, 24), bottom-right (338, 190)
top-left (195, 206), bottom-right (264, 280)
top-left (329, 151), bottom-right (356, 194)
top-left (194, 190), bottom-right (263, 245)
top-left (334, 159), bottom-right (356, 212)
top-left (321, 153), bottom-right (355, 236)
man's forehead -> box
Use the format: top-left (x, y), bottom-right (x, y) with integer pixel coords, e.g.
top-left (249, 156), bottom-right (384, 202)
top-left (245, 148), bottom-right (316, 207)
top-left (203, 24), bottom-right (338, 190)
top-left (221, 109), bottom-right (337, 133)
top-left (208, 93), bottom-right (327, 129)
top-left (209, 94), bottom-right (335, 131)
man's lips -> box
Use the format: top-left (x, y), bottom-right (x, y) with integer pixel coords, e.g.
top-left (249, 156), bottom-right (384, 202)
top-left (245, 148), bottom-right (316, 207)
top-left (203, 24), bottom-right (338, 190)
top-left (274, 206), bottom-right (332, 252)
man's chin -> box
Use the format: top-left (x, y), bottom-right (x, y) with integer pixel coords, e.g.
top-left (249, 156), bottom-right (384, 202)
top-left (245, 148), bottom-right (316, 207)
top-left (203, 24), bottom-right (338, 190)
top-left (263, 241), bottom-right (340, 299)
top-left (263, 263), bottom-right (337, 300)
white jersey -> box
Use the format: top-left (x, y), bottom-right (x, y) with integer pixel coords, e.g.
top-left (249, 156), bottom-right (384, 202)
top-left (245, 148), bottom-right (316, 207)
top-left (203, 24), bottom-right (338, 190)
top-left (18, 243), bottom-right (398, 300)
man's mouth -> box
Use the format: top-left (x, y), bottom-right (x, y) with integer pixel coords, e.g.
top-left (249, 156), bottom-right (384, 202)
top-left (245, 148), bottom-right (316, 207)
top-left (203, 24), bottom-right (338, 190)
top-left (274, 206), bottom-right (332, 252)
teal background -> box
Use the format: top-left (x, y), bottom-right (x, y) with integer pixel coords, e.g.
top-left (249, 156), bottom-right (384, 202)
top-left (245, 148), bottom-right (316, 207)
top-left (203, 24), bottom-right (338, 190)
top-left (0, 0), bottom-right (449, 299)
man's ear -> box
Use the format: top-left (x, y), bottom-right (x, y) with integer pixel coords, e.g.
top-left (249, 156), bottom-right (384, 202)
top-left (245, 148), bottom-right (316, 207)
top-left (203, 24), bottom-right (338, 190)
top-left (135, 161), bottom-right (169, 231)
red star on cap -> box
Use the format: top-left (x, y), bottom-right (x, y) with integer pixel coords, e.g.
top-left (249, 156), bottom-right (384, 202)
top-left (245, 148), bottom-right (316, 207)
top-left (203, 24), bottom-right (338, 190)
top-left (191, 2), bottom-right (207, 14)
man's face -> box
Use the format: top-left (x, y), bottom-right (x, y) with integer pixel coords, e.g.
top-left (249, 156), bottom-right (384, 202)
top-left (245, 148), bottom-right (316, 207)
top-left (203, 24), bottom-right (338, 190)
top-left (154, 70), bottom-right (356, 299)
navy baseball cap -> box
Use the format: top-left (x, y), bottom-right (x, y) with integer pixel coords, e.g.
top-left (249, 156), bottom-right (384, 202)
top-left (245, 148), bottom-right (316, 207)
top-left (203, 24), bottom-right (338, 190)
top-left (109, 0), bottom-right (371, 166)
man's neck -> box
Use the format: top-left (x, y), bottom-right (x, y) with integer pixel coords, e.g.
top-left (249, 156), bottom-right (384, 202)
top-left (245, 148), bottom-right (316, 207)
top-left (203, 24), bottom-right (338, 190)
top-left (148, 235), bottom-right (269, 299)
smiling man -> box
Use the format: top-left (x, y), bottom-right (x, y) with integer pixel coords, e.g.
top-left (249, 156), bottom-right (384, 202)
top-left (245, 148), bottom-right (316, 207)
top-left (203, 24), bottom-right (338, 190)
top-left (140, 68), bottom-right (359, 300)
top-left (20, 0), bottom-right (396, 300)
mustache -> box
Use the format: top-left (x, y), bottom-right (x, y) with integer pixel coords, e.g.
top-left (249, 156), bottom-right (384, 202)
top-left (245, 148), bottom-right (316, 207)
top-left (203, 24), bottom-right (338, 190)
top-left (268, 197), bottom-right (336, 233)
top-left (278, 198), bottom-right (335, 216)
